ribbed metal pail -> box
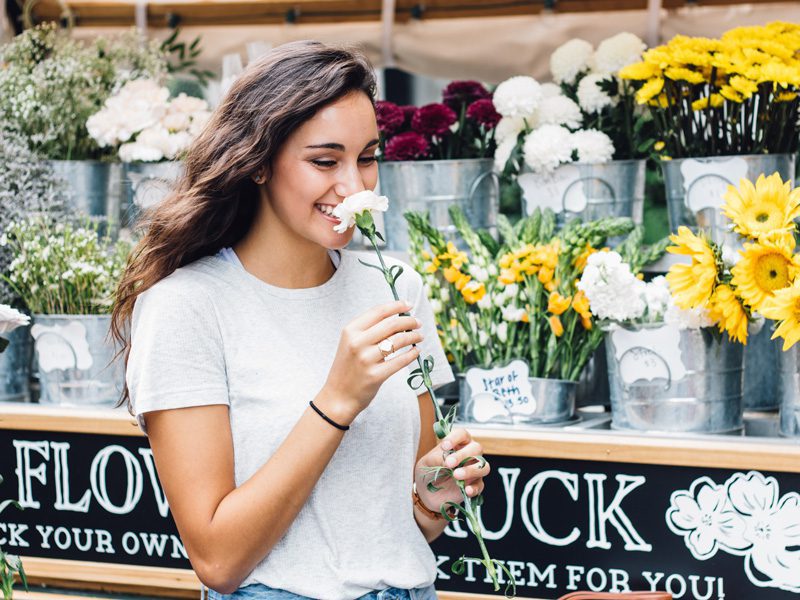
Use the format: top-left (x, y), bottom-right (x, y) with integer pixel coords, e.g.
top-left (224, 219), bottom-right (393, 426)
top-left (379, 158), bottom-right (498, 251)
top-left (49, 160), bottom-right (124, 233)
top-left (121, 161), bottom-right (183, 228)
top-left (605, 324), bottom-right (743, 434)
top-left (660, 153), bottom-right (796, 247)
top-left (0, 325), bottom-right (32, 402)
top-left (778, 345), bottom-right (800, 437)
top-left (520, 160), bottom-right (645, 229)
top-left (743, 321), bottom-right (781, 411)
top-left (457, 372), bottom-right (576, 425)
top-left (31, 314), bottom-right (122, 407)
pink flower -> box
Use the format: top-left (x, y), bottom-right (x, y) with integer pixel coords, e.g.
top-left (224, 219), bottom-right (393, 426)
top-left (375, 101), bottom-right (405, 134)
top-left (383, 132), bottom-right (430, 161)
top-left (412, 103), bottom-right (457, 138)
top-left (466, 99), bottom-right (501, 129)
top-left (442, 80), bottom-right (490, 110)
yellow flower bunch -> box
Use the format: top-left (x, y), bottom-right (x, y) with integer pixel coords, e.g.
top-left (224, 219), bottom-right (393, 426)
top-left (498, 240), bottom-right (560, 291)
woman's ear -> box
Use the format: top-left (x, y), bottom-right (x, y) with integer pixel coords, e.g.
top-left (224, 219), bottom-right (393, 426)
top-left (252, 171), bottom-right (266, 185)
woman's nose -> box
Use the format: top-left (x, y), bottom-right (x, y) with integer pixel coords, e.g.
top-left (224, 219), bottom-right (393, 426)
top-left (333, 165), bottom-right (366, 199)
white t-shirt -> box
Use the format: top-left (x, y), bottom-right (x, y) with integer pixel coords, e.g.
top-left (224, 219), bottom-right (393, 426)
top-left (126, 249), bottom-right (454, 600)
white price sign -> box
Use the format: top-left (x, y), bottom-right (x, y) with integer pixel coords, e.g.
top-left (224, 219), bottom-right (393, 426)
top-left (464, 360), bottom-right (535, 422)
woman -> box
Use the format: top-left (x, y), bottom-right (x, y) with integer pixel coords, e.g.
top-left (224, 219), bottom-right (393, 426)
top-left (111, 41), bottom-right (491, 600)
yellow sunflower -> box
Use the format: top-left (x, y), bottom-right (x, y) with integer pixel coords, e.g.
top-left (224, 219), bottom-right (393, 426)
top-left (761, 282), bottom-right (800, 350)
top-left (708, 284), bottom-right (749, 345)
top-left (722, 173), bottom-right (800, 240)
top-left (666, 226), bottom-right (719, 309)
top-left (731, 236), bottom-right (798, 311)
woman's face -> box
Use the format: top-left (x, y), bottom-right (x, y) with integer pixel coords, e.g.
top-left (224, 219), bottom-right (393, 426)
top-left (263, 91), bottom-right (380, 250)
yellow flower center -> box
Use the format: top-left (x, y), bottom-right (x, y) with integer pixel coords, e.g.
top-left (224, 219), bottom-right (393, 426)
top-left (756, 212), bottom-right (769, 223)
top-left (755, 253), bottom-right (791, 293)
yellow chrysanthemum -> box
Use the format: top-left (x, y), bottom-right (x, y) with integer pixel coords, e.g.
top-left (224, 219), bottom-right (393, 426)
top-left (708, 284), bottom-right (749, 345)
top-left (619, 61), bottom-right (662, 81)
top-left (728, 75), bottom-right (759, 98)
top-left (461, 280), bottom-right (486, 305)
top-left (719, 86), bottom-right (744, 103)
top-left (761, 282), bottom-right (800, 350)
top-left (547, 292), bottom-right (571, 315)
top-left (636, 78), bottom-right (665, 104)
top-left (691, 94), bottom-right (724, 111)
top-left (731, 236), bottom-right (798, 311)
top-left (549, 315), bottom-right (564, 337)
top-left (665, 66), bottom-right (706, 84)
top-left (666, 226), bottom-right (719, 309)
top-left (776, 91), bottom-right (799, 102)
top-left (722, 173), bottom-right (800, 240)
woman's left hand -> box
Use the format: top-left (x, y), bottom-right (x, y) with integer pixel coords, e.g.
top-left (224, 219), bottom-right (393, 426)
top-left (414, 427), bottom-right (491, 516)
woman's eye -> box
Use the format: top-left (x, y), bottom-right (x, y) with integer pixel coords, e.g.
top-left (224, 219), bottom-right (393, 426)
top-left (359, 156), bottom-right (377, 165)
top-left (311, 159), bottom-right (336, 168)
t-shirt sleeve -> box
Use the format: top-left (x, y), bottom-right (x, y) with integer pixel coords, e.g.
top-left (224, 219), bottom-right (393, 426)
top-left (127, 280), bottom-right (229, 435)
top-left (408, 267), bottom-right (455, 394)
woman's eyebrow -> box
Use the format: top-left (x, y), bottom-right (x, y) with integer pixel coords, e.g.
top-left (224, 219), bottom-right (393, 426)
top-left (305, 139), bottom-right (380, 151)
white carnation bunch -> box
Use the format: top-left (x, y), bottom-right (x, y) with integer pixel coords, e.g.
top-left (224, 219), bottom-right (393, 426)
top-left (665, 303), bottom-right (714, 330)
top-left (643, 276), bottom-right (671, 321)
top-left (572, 129), bottom-right (615, 164)
top-left (577, 73), bottom-right (616, 114)
top-left (540, 83), bottom-right (563, 98)
top-left (592, 32), bottom-right (646, 75)
top-left (493, 76), bottom-right (542, 119)
top-left (522, 124), bottom-right (575, 174)
top-left (493, 137), bottom-right (517, 172)
top-left (550, 39), bottom-right (594, 85)
top-left (533, 96), bottom-right (582, 129)
top-left (494, 115), bottom-right (528, 143)
top-left (577, 251), bottom-right (646, 322)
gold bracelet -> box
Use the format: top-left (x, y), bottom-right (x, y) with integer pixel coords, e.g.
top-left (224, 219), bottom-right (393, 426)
top-left (412, 482), bottom-right (457, 521)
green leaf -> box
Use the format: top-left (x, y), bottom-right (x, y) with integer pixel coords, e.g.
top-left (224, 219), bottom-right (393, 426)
top-left (357, 258), bottom-right (384, 274)
top-left (451, 557), bottom-right (466, 575)
top-left (426, 480), bottom-right (443, 493)
top-left (433, 422), bottom-right (446, 439)
top-left (441, 501), bottom-right (462, 522)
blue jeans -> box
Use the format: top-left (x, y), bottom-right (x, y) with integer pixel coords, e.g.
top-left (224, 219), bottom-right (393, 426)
top-left (205, 582), bottom-right (437, 600)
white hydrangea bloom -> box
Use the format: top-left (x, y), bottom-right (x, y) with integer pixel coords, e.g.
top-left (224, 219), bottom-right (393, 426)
top-left (593, 32), bottom-right (646, 74)
top-left (494, 136), bottom-right (517, 172)
top-left (572, 129), bottom-right (615, 164)
top-left (577, 251), bottom-right (646, 321)
top-left (493, 76), bottom-right (542, 119)
top-left (522, 124), bottom-right (575, 174)
top-left (532, 96), bottom-right (582, 129)
top-left (577, 73), bottom-right (616, 113)
top-left (550, 39), bottom-right (594, 85)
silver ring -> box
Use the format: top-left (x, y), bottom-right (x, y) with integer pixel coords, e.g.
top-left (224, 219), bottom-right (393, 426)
top-left (378, 338), bottom-right (395, 359)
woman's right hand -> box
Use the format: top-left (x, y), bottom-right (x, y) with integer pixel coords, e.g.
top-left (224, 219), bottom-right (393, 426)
top-left (320, 299), bottom-right (424, 424)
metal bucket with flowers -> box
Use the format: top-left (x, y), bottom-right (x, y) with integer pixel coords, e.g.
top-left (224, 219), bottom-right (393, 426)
top-left (406, 205), bottom-right (642, 426)
top-left (495, 34), bottom-right (654, 234)
top-left (376, 81), bottom-right (500, 251)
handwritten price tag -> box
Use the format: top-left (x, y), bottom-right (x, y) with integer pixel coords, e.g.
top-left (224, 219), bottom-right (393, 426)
top-left (464, 360), bottom-right (536, 422)
top-left (519, 165), bottom-right (586, 216)
top-left (610, 325), bottom-right (686, 386)
top-left (680, 157), bottom-right (748, 213)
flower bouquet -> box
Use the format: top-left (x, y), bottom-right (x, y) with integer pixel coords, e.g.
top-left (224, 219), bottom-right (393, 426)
top-left (493, 34), bottom-right (650, 228)
top-left (619, 22), bottom-right (800, 241)
top-left (375, 81), bottom-right (500, 251)
top-left (406, 205), bottom-right (654, 425)
top-left (1, 217), bottom-right (132, 406)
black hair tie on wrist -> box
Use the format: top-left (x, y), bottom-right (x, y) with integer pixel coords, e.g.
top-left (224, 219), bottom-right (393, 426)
top-left (309, 400), bottom-right (350, 431)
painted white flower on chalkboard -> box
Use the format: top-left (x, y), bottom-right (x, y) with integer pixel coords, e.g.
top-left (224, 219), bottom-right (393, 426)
top-left (667, 470), bottom-right (800, 593)
top-left (666, 476), bottom-right (748, 559)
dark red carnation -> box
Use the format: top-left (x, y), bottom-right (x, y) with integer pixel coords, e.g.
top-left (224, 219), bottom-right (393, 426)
top-left (375, 100), bottom-right (405, 134)
top-left (411, 103), bottom-right (457, 138)
top-left (466, 98), bottom-right (501, 129)
top-left (442, 80), bottom-right (490, 110)
top-left (399, 105), bottom-right (417, 127)
top-left (383, 131), bottom-right (430, 161)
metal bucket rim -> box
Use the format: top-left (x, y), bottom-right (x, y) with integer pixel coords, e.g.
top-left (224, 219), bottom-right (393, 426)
top-left (455, 366), bottom-right (580, 387)
top-left (32, 313), bottom-right (112, 320)
top-left (529, 375), bottom-right (579, 387)
top-left (573, 158), bottom-right (647, 168)
top-left (660, 152), bottom-right (795, 165)
top-left (378, 157), bottom-right (495, 168)
top-left (49, 159), bottom-right (120, 167)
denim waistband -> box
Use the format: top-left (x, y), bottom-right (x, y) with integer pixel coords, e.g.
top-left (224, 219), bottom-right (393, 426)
top-left (205, 582), bottom-right (437, 600)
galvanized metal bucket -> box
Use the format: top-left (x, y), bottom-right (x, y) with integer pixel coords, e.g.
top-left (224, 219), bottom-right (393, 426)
top-left (520, 159), bottom-right (645, 226)
top-left (605, 323), bottom-right (744, 434)
top-left (31, 314), bottom-right (122, 407)
top-left (660, 153), bottom-right (796, 247)
top-left (575, 347), bottom-right (610, 408)
top-left (49, 160), bottom-right (124, 233)
top-left (778, 345), bottom-right (800, 437)
top-left (0, 325), bottom-right (32, 402)
top-left (743, 321), bottom-right (782, 411)
top-left (457, 372), bottom-right (576, 425)
top-left (121, 161), bottom-right (183, 228)
top-left (378, 158), bottom-right (498, 251)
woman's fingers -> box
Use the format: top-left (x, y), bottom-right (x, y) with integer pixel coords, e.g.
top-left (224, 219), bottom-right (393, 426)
top-left (349, 300), bottom-right (412, 332)
top-left (362, 314), bottom-right (421, 346)
top-left (453, 456), bottom-right (491, 481)
top-left (443, 439), bottom-right (483, 468)
top-left (373, 331), bottom-right (424, 362)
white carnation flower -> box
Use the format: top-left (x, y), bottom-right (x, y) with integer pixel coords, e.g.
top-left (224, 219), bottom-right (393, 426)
top-left (495, 116), bottom-right (528, 143)
top-left (494, 136), bottom-right (517, 172)
top-left (593, 32), bottom-right (646, 74)
top-left (119, 142), bottom-right (164, 163)
top-left (540, 83), bottom-right (563, 98)
top-left (533, 96), bottom-right (582, 129)
top-left (572, 129), bottom-right (615, 164)
top-left (550, 39), bottom-right (594, 85)
top-left (0, 304), bottom-right (30, 335)
top-left (331, 190), bottom-right (389, 234)
top-left (644, 276), bottom-right (671, 321)
top-left (493, 76), bottom-right (542, 119)
top-left (665, 302), bottom-right (714, 330)
top-left (162, 112), bottom-right (191, 132)
top-left (522, 125), bottom-right (575, 174)
top-left (577, 251), bottom-right (645, 322)
top-left (577, 73), bottom-right (616, 113)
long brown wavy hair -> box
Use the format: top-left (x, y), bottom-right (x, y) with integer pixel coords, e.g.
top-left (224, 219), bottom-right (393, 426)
top-left (111, 40), bottom-right (377, 409)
